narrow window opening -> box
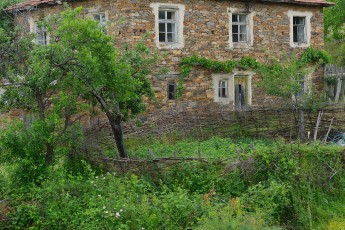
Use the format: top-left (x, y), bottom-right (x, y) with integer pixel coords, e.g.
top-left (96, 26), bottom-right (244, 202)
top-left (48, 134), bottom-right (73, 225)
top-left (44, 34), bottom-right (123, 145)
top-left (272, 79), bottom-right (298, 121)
top-left (218, 80), bottom-right (228, 98)
top-left (167, 82), bottom-right (176, 100)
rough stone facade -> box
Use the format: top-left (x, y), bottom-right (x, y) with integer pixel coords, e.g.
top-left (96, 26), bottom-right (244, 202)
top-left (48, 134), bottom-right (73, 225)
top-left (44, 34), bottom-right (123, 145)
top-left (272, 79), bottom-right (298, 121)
top-left (10, 0), bottom-right (328, 116)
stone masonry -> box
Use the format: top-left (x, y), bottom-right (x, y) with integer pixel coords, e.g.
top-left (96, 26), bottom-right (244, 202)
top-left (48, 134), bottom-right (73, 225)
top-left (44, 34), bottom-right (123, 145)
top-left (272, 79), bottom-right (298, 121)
top-left (7, 0), bottom-right (332, 120)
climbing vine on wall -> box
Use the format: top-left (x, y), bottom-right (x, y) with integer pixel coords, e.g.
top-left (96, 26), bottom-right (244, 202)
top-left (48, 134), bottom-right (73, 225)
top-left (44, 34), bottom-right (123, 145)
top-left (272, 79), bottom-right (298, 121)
top-left (178, 48), bottom-right (330, 97)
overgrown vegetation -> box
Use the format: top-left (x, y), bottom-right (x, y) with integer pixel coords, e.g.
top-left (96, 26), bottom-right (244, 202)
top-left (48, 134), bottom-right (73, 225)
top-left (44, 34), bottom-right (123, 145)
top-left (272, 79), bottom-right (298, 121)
top-left (1, 136), bottom-right (344, 229)
top-left (324, 0), bottom-right (345, 66)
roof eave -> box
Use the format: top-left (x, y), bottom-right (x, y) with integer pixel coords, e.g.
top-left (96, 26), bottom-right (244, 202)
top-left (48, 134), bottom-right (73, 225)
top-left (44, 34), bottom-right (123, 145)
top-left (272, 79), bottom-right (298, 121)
top-left (259, 0), bottom-right (336, 7)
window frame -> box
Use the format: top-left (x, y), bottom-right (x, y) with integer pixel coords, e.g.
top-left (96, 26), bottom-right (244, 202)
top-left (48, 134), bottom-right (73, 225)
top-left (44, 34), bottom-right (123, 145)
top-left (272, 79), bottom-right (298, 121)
top-left (232, 14), bottom-right (249, 43)
top-left (92, 12), bottom-right (107, 27)
top-left (28, 17), bottom-right (48, 45)
top-left (35, 24), bottom-right (48, 45)
top-left (228, 8), bottom-right (254, 49)
top-left (288, 10), bottom-right (312, 48)
top-left (158, 9), bottom-right (178, 44)
top-left (213, 72), bottom-right (253, 106)
top-left (150, 3), bottom-right (185, 49)
top-left (218, 79), bottom-right (228, 98)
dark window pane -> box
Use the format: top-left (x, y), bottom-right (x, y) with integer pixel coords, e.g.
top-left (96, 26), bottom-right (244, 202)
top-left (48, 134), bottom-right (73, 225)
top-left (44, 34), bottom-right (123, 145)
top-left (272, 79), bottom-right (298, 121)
top-left (167, 11), bottom-right (174, 19)
top-left (159, 11), bottom-right (165, 19)
top-left (293, 26), bottom-right (298, 42)
top-left (159, 23), bottom-right (165, 32)
top-left (159, 33), bottom-right (165, 42)
top-left (233, 34), bottom-right (238, 42)
top-left (168, 83), bottom-right (176, 100)
top-left (232, 25), bottom-right (238, 33)
top-left (232, 14), bottom-right (238, 22)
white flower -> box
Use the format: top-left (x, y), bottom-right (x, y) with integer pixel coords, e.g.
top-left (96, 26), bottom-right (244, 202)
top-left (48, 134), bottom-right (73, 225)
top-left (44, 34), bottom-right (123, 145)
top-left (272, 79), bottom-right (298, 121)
top-left (98, 195), bottom-right (102, 197)
top-left (105, 211), bottom-right (109, 214)
top-left (142, 228), bottom-right (145, 230)
top-left (116, 212), bottom-right (120, 218)
top-left (95, 176), bottom-right (98, 179)
top-left (120, 209), bottom-right (123, 212)
top-left (103, 206), bottom-right (106, 209)
top-left (91, 181), bottom-right (94, 184)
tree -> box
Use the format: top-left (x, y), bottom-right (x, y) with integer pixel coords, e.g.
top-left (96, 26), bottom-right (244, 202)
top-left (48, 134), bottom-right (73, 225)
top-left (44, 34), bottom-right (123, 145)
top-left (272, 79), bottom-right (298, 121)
top-left (1, 7), bottom-right (159, 159)
top-left (324, 0), bottom-right (345, 66)
top-left (257, 49), bottom-right (329, 141)
top-left (49, 7), bottom-right (159, 158)
top-left (0, 29), bottom-right (87, 166)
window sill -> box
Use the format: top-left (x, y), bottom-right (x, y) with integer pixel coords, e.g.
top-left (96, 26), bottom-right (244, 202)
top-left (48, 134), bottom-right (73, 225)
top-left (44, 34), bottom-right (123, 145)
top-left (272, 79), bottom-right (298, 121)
top-left (158, 42), bottom-right (184, 50)
top-left (291, 42), bottom-right (310, 48)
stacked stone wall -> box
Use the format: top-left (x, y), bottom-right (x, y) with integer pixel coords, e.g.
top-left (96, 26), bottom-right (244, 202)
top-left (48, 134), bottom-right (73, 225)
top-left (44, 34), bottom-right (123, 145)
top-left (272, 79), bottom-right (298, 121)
top-left (10, 0), bottom-right (327, 127)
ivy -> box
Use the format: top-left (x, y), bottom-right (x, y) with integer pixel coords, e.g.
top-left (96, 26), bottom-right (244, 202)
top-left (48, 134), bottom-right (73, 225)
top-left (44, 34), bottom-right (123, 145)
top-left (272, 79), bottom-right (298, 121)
top-left (178, 48), bottom-right (330, 97)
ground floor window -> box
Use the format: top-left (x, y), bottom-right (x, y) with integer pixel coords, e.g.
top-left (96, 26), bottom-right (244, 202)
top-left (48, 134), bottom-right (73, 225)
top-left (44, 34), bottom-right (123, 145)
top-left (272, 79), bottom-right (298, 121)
top-left (213, 73), bottom-right (252, 107)
top-left (167, 81), bottom-right (176, 100)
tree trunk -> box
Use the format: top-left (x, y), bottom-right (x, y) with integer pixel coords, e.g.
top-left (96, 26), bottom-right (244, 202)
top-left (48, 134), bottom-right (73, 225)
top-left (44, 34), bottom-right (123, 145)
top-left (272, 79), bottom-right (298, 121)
top-left (35, 91), bottom-right (55, 165)
top-left (45, 142), bottom-right (54, 165)
top-left (298, 109), bottom-right (306, 142)
top-left (109, 115), bottom-right (128, 158)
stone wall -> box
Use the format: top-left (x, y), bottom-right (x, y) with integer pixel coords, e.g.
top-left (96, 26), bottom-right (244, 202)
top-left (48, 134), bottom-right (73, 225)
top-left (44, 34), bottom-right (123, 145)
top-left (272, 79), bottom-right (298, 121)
top-left (12, 0), bottom-right (326, 114)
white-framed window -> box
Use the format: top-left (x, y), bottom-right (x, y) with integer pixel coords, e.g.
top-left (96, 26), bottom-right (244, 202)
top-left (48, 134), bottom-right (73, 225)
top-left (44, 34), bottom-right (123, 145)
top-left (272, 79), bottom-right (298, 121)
top-left (159, 10), bottom-right (178, 43)
top-left (228, 8), bottom-right (254, 49)
top-left (35, 24), bottom-right (47, 45)
top-left (288, 10), bottom-right (312, 48)
top-left (293, 17), bottom-right (306, 43)
top-left (218, 80), bottom-right (228, 98)
top-left (150, 3), bottom-right (185, 49)
top-left (92, 12), bottom-right (107, 27)
top-left (28, 17), bottom-right (48, 45)
top-left (213, 72), bottom-right (253, 106)
top-left (232, 14), bottom-right (248, 43)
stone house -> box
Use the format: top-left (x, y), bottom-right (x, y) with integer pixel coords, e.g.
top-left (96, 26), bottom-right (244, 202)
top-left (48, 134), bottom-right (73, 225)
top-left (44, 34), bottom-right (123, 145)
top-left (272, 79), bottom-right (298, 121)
top-left (6, 0), bottom-right (334, 113)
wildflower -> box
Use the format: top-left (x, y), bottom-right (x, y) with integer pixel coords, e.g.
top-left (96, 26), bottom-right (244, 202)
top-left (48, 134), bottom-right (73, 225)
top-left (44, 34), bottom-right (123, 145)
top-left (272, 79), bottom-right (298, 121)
top-left (116, 212), bottom-right (120, 218)
top-left (95, 176), bottom-right (98, 179)
top-left (91, 181), bottom-right (94, 184)
top-left (120, 209), bottom-right (123, 212)
top-left (105, 211), bottom-right (109, 214)
top-left (103, 206), bottom-right (106, 209)
top-left (98, 195), bottom-right (102, 197)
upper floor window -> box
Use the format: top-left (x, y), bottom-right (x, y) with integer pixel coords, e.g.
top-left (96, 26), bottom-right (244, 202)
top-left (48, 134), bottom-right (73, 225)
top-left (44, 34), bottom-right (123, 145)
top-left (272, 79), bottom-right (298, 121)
top-left (293, 17), bottom-right (306, 43)
top-left (288, 10), bottom-right (312, 48)
top-left (232, 14), bottom-right (248, 43)
top-left (159, 10), bottom-right (178, 43)
top-left (150, 3), bottom-right (185, 49)
top-left (35, 24), bottom-right (47, 45)
top-left (228, 8), bottom-right (254, 49)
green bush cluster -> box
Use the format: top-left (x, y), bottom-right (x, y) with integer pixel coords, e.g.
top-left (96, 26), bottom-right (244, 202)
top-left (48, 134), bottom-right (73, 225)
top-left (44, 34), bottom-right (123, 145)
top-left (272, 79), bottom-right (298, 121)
top-left (1, 137), bottom-right (344, 229)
